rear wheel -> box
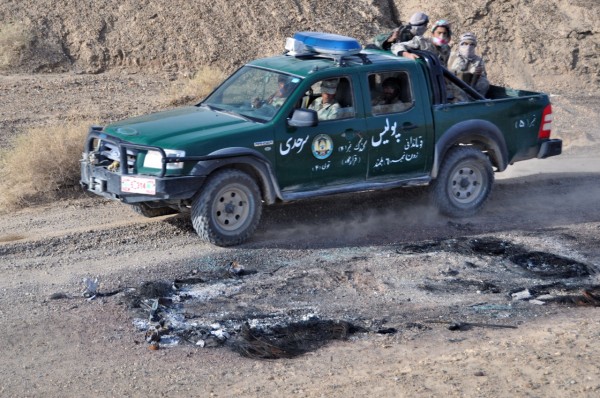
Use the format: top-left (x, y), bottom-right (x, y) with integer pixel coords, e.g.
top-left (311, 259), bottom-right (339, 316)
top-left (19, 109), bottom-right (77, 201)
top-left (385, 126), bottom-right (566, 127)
top-left (433, 146), bottom-right (494, 217)
top-left (131, 203), bottom-right (178, 218)
top-left (191, 169), bottom-right (262, 246)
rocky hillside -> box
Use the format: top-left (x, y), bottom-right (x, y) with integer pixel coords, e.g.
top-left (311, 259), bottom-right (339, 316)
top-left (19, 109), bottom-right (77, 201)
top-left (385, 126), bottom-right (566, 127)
top-left (1, 0), bottom-right (598, 94)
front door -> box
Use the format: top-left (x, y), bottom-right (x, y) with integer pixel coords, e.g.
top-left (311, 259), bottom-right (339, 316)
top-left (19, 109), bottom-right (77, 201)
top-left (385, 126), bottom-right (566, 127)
top-left (275, 75), bottom-right (368, 192)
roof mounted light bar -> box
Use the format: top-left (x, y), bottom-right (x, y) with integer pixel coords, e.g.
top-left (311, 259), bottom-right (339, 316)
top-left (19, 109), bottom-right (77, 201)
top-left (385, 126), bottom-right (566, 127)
top-left (285, 32), bottom-right (362, 63)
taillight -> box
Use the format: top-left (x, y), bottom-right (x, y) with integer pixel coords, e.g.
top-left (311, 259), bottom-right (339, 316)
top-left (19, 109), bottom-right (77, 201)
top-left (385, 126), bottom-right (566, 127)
top-left (538, 104), bottom-right (553, 140)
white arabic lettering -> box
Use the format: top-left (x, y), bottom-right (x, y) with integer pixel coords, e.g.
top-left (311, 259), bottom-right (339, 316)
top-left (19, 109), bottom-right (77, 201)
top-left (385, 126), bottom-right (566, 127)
top-left (514, 115), bottom-right (538, 129)
top-left (354, 138), bottom-right (368, 152)
top-left (312, 161), bottom-right (332, 172)
top-left (338, 138), bottom-right (368, 153)
top-left (404, 136), bottom-right (424, 150)
top-left (372, 153), bottom-right (420, 169)
top-left (341, 155), bottom-right (361, 166)
top-left (372, 118), bottom-right (390, 147)
top-left (279, 135), bottom-right (310, 156)
top-left (372, 118), bottom-right (401, 148)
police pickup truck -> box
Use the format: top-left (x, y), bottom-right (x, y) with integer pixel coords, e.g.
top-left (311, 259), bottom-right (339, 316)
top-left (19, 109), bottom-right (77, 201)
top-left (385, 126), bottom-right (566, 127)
top-left (80, 32), bottom-right (562, 246)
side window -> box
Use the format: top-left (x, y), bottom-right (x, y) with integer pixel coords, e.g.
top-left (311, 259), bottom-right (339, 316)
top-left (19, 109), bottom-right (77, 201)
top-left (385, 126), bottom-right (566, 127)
top-left (369, 71), bottom-right (414, 115)
top-left (306, 77), bottom-right (355, 121)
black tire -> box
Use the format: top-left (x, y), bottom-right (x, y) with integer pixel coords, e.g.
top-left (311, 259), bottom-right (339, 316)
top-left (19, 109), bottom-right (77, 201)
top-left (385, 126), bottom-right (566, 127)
top-left (131, 203), bottom-right (178, 218)
top-left (191, 169), bottom-right (262, 246)
top-left (432, 146), bottom-right (494, 217)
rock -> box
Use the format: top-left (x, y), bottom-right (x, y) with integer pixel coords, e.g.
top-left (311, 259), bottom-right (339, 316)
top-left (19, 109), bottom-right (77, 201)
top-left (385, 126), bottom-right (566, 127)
top-left (511, 289), bottom-right (532, 300)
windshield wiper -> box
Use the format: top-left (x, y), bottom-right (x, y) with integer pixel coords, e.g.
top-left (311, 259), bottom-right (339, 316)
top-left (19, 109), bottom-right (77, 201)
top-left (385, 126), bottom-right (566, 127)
top-left (216, 108), bottom-right (259, 123)
top-left (201, 103), bottom-right (262, 123)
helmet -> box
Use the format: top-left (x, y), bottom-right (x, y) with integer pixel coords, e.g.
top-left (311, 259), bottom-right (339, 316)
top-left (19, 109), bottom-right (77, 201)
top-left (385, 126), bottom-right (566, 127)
top-left (459, 32), bottom-right (477, 45)
top-left (409, 12), bottom-right (429, 26)
top-left (431, 19), bottom-right (452, 38)
top-left (320, 79), bottom-right (339, 95)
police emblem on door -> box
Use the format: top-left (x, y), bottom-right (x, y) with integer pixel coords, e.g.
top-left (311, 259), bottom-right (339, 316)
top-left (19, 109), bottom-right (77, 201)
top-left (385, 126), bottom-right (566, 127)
top-left (312, 134), bottom-right (333, 160)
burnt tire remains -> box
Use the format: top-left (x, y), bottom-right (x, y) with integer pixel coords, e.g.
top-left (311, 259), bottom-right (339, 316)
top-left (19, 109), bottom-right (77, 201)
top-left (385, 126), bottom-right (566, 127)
top-left (509, 251), bottom-right (593, 278)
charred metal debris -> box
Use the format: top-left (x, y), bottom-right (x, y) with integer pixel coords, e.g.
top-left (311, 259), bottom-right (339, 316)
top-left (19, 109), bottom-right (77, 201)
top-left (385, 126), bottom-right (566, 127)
top-left (51, 235), bottom-right (599, 359)
top-left (397, 235), bottom-right (599, 307)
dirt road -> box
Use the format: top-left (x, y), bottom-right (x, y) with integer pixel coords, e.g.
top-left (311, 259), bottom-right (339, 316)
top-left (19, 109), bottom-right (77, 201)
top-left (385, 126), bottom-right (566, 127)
top-left (1, 74), bottom-right (599, 397)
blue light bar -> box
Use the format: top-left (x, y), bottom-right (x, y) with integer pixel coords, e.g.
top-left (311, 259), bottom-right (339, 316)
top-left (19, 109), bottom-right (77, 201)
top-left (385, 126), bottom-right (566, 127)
top-left (292, 32), bottom-right (362, 55)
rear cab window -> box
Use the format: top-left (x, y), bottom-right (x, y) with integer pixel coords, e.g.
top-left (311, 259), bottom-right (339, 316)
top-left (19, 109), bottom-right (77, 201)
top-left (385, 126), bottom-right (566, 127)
top-left (368, 71), bottom-right (414, 115)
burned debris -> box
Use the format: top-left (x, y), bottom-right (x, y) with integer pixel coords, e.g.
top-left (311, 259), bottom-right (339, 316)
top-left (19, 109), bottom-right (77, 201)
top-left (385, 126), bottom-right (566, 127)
top-left (425, 319), bottom-right (518, 331)
top-left (230, 319), bottom-right (363, 359)
top-left (509, 252), bottom-right (593, 278)
top-left (53, 231), bottom-right (598, 359)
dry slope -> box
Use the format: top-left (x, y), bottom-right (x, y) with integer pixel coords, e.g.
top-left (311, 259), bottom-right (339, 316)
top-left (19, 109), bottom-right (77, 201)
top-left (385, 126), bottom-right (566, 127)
top-left (1, 0), bottom-right (598, 94)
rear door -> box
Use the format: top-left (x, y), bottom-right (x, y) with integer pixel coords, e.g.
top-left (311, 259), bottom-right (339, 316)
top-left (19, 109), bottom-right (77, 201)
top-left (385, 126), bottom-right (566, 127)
top-left (363, 69), bottom-right (432, 180)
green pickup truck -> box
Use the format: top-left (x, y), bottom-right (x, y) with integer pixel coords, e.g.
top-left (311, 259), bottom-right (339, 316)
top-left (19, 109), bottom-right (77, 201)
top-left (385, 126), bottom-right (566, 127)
top-left (80, 32), bottom-right (562, 246)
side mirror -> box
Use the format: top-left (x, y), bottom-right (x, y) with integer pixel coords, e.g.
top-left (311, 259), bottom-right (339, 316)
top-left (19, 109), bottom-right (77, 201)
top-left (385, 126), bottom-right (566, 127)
top-left (288, 108), bottom-right (318, 127)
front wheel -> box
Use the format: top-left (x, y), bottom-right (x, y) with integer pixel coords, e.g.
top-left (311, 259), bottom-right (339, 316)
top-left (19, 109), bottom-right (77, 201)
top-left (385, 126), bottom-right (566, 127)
top-left (432, 146), bottom-right (494, 217)
top-left (191, 169), bottom-right (262, 246)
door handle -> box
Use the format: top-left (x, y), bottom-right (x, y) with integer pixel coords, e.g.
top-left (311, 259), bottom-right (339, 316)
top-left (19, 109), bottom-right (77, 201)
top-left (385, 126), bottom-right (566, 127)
top-left (402, 123), bottom-right (418, 130)
top-left (342, 129), bottom-right (362, 139)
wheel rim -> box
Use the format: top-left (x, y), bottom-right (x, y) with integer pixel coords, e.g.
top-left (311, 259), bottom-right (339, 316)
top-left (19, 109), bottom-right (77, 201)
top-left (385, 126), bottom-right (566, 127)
top-left (448, 162), bottom-right (486, 205)
top-left (212, 183), bottom-right (252, 232)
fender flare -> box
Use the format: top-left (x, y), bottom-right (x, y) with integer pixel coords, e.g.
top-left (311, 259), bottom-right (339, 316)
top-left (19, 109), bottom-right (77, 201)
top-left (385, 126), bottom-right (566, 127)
top-left (189, 147), bottom-right (280, 204)
top-left (432, 119), bottom-right (508, 178)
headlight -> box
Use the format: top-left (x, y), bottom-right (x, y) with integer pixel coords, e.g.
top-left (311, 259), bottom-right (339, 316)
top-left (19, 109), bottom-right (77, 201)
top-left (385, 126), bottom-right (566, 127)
top-left (143, 149), bottom-right (186, 170)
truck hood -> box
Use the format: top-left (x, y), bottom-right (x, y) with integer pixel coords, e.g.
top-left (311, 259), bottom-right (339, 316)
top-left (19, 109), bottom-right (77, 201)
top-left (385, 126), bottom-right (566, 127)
top-left (103, 106), bottom-right (256, 147)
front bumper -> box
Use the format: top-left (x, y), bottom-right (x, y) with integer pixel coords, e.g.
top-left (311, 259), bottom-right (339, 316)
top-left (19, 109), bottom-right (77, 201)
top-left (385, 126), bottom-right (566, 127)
top-left (80, 160), bottom-right (205, 204)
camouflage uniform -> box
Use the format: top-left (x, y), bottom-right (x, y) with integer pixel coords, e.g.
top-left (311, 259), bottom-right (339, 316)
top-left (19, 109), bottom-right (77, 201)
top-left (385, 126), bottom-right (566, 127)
top-left (391, 36), bottom-right (451, 67)
top-left (448, 52), bottom-right (489, 96)
top-left (370, 12), bottom-right (428, 51)
top-left (309, 98), bottom-right (341, 120)
top-left (371, 27), bottom-right (413, 51)
top-left (448, 32), bottom-right (490, 97)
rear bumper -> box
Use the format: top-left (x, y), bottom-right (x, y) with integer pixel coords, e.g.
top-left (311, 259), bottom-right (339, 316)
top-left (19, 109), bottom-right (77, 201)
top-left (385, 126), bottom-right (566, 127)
top-left (80, 160), bottom-right (205, 204)
top-left (537, 139), bottom-right (562, 159)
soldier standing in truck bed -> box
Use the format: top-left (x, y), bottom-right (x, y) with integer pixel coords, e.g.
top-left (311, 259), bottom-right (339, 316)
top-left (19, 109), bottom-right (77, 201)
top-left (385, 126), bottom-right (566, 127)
top-left (371, 11), bottom-right (429, 51)
top-left (448, 32), bottom-right (490, 96)
top-left (391, 19), bottom-right (452, 67)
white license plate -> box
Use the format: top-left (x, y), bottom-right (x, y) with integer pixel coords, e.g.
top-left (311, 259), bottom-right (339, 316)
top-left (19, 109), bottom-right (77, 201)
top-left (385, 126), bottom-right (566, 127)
top-left (121, 176), bottom-right (156, 195)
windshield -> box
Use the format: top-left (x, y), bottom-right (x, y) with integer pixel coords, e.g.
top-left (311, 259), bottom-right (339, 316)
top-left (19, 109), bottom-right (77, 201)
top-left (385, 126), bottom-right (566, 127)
top-left (202, 66), bottom-right (302, 122)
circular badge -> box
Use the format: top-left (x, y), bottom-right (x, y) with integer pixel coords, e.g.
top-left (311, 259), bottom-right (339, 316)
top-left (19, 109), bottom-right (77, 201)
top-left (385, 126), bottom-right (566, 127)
top-left (312, 134), bottom-right (333, 160)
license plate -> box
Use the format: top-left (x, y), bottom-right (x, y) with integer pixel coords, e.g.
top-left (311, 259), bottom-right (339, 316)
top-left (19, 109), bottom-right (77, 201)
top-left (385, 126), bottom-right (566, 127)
top-left (121, 176), bottom-right (156, 195)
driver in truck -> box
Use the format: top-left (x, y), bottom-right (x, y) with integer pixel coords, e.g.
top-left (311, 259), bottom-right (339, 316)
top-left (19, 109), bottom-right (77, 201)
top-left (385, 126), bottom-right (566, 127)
top-left (267, 75), bottom-right (293, 106)
top-left (308, 79), bottom-right (341, 120)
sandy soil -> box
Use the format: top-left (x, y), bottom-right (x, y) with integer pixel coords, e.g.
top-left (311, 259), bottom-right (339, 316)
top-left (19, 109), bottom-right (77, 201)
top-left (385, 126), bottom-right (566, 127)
top-left (0, 71), bottom-right (599, 397)
top-left (2, 1), bottom-right (600, 395)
